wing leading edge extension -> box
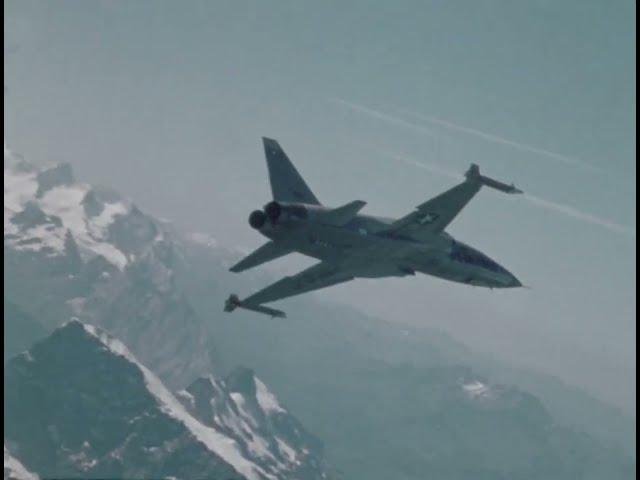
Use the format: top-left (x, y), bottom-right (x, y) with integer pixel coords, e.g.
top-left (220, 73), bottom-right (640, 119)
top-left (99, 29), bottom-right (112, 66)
top-left (381, 164), bottom-right (522, 241)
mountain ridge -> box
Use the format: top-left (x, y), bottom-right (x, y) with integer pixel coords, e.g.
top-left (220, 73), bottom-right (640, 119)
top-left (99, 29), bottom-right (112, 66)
top-left (4, 146), bottom-right (634, 480)
top-left (4, 319), bottom-right (330, 480)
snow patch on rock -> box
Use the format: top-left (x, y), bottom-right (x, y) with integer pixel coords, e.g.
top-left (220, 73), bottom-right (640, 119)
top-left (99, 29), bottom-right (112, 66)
top-left (188, 232), bottom-right (218, 248)
top-left (4, 446), bottom-right (38, 480)
top-left (255, 377), bottom-right (287, 415)
top-left (462, 380), bottom-right (492, 399)
top-left (4, 149), bottom-right (129, 269)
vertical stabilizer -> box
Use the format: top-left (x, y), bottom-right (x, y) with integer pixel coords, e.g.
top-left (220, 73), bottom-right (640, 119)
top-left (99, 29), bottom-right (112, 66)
top-left (262, 138), bottom-right (320, 205)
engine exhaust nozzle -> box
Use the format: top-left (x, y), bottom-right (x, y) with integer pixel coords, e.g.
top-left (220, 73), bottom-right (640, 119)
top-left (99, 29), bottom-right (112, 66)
top-left (248, 210), bottom-right (266, 229)
top-left (264, 201), bottom-right (282, 222)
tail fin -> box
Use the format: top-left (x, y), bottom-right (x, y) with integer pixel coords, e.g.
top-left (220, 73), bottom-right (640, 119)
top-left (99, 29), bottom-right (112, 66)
top-left (262, 137), bottom-right (320, 205)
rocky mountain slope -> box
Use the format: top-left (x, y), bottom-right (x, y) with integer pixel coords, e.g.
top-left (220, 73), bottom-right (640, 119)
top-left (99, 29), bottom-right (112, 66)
top-left (5, 145), bottom-right (213, 388)
top-left (4, 320), bottom-right (328, 480)
top-left (4, 146), bottom-right (634, 480)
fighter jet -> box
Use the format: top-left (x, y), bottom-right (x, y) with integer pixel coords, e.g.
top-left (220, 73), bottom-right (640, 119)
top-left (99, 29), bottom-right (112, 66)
top-left (225, 138), bottom-right (523, 318)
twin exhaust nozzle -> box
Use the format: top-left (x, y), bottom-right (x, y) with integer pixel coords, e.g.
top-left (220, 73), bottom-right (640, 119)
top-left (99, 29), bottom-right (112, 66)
top-left (248, 201), bottom-right (283, 230)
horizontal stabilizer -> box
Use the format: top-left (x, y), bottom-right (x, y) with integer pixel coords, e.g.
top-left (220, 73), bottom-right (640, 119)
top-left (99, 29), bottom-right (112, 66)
top-left (229, 241), bottom-right (293, 273)
top-left (320, 200), bottom-right (367, 226)
top-left (224, 294), bottom-right (286, 318)
top-left (465, 164), bottom-right (523, 194)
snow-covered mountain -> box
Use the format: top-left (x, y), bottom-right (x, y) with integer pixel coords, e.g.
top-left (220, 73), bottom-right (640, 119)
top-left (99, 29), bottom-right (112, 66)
top-left (4, 146), bottom-right (634, 480)
top-left (4, 147), bottom-right (331, 478)
top-left (4, 146), bottom-right (214, 388)
top-left (5, 144), bottom-right (155, 270)
top-left (178, 368), bottom-right (327, 479)
top-left (4, 320), bottom-right (329, 480)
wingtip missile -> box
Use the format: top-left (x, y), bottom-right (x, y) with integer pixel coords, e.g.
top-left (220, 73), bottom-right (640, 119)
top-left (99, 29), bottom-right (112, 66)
top-left (502, 183), bottom-right (523, 194)
top-left (224, 294), bottom-right (287, 318)
top-left (465, 164), bottom-right (523, 194)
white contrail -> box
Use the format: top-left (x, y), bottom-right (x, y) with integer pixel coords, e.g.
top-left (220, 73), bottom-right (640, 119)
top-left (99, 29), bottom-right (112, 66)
top-left (399, 108), bottom-right (598, 172)
top-left (330, 97), bottom-right (597, 171)
top-left (392, 155), bottom-right (635, 237)
top-left (522, 193), bottom-right (636, 237)
top-left (328, 98), bottom-right (437, 138)
top-left (395, 154), bottom-right (460, 180)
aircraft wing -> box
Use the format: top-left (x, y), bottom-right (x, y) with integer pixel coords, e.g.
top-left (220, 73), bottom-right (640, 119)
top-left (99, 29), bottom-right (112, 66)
top-left (229, 241), bottom-right (294, 273)
top-left (381, 164), bottom-right (521, 240)
top-left (240, 261), bottom-right (354, 307)
top-left (383, 180), bottom-right (482, 240)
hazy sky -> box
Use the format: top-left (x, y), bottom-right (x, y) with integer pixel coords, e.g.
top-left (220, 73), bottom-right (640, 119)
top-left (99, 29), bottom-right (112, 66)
top-left (4, 0), bottom-right (636, 414)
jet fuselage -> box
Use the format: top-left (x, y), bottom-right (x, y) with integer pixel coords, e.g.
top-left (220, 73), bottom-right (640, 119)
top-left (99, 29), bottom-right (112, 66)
top-left (254, 203), bottom-right (521, 289)
top-left (225, 137), bottom-right (524, 318)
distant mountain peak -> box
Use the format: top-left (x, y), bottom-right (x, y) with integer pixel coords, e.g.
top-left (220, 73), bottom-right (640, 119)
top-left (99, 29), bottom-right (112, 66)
top-left (4, 319), bottom-right (283, 480)
top-left (3, 149), bottom-right (152, 270)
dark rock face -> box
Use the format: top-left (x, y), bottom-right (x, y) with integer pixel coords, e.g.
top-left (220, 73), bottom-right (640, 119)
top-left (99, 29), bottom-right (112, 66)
top-left (4, 322), bottom-right (245, 480)
top-left (81, 190), bottom-right (105, 217)
top-left (107, 206), bottom-right (159, 258)
top-left (35, 164), bottom-right (74, 198)
top-left (11, 202), bottom-right (62, 231)
top-left (61, 230), bottom-right (84, 273)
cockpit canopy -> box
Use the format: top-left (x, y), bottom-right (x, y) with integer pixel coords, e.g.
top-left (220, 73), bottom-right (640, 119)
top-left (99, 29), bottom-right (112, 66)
top-left (450, 241), bottom-right (504, 273)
